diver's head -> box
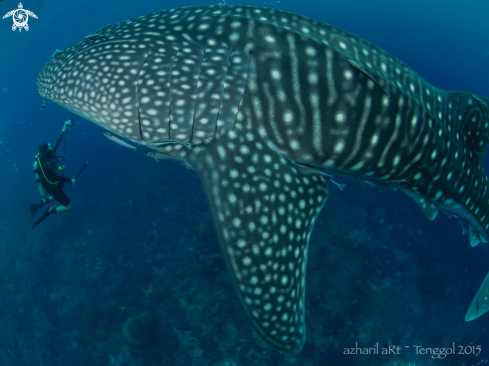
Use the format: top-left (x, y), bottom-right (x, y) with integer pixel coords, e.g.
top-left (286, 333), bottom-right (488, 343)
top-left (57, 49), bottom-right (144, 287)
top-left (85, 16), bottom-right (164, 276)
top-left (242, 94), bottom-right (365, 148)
top-left (38, 143), bottom-right (53, 160)
top-left (39, 143), bottom-right (49, 154)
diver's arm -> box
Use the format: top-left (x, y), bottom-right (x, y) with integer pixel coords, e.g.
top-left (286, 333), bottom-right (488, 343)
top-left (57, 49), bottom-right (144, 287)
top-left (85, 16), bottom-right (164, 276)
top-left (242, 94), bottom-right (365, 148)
top-left (51, 130), bottom-right (65, 153)
top-left (52, 168), bottom-right (73, 184)
top-left (58, 175), bottom-right (73, 183)
top-left (52, 119), bottom-right (74, 153)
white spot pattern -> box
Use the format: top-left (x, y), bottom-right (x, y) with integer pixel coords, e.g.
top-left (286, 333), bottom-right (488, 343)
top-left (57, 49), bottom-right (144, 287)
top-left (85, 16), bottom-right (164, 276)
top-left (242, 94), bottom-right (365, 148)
top-left (37, 4), bottom-right (489, 354)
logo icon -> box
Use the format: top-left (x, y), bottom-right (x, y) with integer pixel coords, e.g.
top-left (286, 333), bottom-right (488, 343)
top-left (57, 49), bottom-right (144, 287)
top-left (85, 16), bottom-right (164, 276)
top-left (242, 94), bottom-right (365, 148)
top-left (2, 3), bottom-right (38, 32)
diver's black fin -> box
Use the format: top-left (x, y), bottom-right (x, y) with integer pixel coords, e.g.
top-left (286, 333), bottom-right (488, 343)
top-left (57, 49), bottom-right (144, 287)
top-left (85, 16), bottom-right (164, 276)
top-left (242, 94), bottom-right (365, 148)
top-left (29, 200), bottom-right (44, 217)
top-left (31, 207), bottom-right (54, 229)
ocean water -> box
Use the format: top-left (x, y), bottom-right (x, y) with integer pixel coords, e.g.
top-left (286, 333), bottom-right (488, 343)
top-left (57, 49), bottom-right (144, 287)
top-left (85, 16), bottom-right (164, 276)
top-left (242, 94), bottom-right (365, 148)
top-left (1, 0), bottom-right (489, 365)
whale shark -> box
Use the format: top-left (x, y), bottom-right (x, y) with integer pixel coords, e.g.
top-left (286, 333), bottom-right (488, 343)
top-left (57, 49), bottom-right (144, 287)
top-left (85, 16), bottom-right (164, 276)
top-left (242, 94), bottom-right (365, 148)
top-left (37, 5), bottom-right (489, 353)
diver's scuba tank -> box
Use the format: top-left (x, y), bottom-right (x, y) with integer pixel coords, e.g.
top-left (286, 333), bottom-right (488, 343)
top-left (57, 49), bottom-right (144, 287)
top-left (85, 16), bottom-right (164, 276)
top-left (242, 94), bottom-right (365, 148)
top-left (33, 154), bottom-right (48, 196)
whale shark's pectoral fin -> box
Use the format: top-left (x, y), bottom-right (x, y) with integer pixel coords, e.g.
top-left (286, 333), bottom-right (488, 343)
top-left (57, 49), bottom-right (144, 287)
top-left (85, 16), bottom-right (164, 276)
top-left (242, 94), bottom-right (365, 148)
top-left (466, 271), bottom-right (489, 321)
top-left (190, 136), bottom-right (328, 353)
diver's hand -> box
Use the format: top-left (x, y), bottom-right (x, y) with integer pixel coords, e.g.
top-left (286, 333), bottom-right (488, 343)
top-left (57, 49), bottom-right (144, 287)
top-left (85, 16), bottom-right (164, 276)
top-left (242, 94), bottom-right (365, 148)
top-left (62, 119), bottom-right (74, 132)
top-left (71, 178), bottom-right (76, 184)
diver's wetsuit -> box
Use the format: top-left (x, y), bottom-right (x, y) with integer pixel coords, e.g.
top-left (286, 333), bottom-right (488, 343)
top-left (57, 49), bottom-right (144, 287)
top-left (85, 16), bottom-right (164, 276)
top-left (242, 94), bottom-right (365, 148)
top-left (36, 157), bottom-right (72, 205)
top-left (30, 123), bottom-right (77, 229)
top-left (35, 130), bottom-right (72, 205)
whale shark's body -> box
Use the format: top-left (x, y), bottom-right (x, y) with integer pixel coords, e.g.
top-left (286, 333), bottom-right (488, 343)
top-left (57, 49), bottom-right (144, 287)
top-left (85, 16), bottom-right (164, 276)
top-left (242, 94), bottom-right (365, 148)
top-left (37, 5), bottom-right (489, 353)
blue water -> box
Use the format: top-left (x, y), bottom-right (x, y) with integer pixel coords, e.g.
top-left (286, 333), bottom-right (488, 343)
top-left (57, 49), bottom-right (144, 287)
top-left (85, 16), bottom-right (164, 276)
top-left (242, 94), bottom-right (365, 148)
top-left (1, 0), bottom-right (489, 365)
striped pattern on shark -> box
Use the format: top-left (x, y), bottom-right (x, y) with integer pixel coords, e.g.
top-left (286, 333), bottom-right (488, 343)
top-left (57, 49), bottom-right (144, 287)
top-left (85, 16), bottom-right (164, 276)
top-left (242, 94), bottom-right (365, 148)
top-left (37, 5), bottom-right (489, 352)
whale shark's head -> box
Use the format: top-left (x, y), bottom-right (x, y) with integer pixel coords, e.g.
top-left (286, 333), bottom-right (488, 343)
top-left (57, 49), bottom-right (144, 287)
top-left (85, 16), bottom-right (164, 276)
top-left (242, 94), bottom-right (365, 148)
top-left (38, 37), bottom-right (152, 145)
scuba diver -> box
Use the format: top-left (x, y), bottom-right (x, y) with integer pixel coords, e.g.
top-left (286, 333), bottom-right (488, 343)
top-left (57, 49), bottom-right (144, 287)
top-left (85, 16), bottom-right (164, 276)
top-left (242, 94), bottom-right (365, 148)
top-left (30, 119), bottom-right (76, 229)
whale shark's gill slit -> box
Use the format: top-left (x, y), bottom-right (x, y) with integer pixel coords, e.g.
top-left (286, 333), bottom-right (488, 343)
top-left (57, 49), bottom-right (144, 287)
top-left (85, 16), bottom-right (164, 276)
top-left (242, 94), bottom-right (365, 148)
top-left (137, 105), bottom-right (142, 140)
top-left (189, 46), bottom-right (208, 144)
top-left (286, 34), bottom-right (306, 131)
top-left (136, 48), bottom-right (152, 140)
top-left (214, 46), bottom-right (235, 138)
top-left (231, 52), bottom-right (253, 131)
top-left (168, 54), bottom-right (178, 140)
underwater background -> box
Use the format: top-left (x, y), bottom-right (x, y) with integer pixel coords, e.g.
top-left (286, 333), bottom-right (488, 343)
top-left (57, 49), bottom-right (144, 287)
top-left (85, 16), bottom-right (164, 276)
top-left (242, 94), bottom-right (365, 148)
top-left (1, 0), bottom-right (489, 365)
